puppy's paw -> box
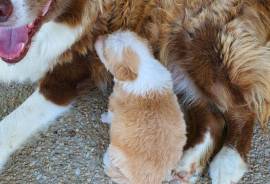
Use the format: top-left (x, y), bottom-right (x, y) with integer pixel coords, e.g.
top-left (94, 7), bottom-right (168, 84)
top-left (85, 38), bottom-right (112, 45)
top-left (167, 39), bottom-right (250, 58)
top-left (101, 111), bottom-right (113, 124)
top-left (209, 147), bottom-right (248, 184)
top-left (103, 149), bottom-right (112, 173)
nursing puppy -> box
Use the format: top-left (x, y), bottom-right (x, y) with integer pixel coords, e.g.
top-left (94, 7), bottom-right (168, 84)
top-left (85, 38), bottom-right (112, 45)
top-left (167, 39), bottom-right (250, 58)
top-left (95, 31), bottom-right (187, 184)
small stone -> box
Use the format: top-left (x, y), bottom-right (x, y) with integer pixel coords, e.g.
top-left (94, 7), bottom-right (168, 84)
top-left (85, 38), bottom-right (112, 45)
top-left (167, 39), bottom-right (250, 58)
top-left (68, 130), bottom-right (77, 137)
top-left (75, 168), bottom-right (81, 177)
top-left (36, 174), bottom-right (42, 180)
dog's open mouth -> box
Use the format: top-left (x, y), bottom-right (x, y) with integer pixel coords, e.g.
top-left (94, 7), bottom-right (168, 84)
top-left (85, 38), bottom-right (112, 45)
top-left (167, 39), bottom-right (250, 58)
top-left (0, 0), bottom-right (52, 64)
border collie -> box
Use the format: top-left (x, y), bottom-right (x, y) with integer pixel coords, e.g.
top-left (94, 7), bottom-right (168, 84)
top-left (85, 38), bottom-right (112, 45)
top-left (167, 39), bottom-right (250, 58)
top-left (0, 0), bottom-right (269, 183)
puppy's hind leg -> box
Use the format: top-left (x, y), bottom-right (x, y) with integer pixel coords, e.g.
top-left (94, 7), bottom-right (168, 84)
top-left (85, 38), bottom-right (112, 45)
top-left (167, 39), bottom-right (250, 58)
top-left (103, 145), bottom-right (130, 184)
top-left (0, 89), bottom-right (69, 172)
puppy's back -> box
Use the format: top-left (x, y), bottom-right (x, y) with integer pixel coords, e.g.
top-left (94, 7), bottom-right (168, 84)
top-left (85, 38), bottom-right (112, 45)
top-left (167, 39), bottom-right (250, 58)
top-left (110, 87), bottom-right (186, 184)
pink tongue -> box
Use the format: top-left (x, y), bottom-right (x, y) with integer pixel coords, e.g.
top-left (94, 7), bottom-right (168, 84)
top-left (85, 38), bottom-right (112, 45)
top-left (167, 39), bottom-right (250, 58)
top-left (0, 26), bottom-right (29, 61)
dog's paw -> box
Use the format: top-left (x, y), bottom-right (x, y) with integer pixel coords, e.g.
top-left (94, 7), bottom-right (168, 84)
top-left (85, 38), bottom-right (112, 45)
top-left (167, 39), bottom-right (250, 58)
top-left (172, 157), bottom-right (203, 184)
top-left (171, 132), bottom-right (214, 184)
top-left (209, 147), bottom-right (248, 184)
top-left (101, 111), bottom-right (113, 124)
top-left (171, 149), bottom-right (205, 184)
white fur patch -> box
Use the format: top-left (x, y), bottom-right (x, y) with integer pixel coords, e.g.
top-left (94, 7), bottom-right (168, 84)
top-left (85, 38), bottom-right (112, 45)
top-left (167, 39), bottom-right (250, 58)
top-left (96, 31), bottom-right (173, 96)
top-left (168, 63), bottom-right (201, 104)
top-left (0, 22), bottom-right (83, 83)
top-left (173, 131), bottom-right (213, 183)
top-left (209, 146), bottom-right (248, 184)
top-left (0, 90), bottom-right (69, 171)
top-left (120, 56), bottom-right (173, 96)
top-left (1, 0), bottom-right (35, 27)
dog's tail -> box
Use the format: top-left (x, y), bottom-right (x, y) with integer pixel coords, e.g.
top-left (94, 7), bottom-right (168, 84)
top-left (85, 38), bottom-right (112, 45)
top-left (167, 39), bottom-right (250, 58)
top-left (227, 0), bottom-right (270, 129)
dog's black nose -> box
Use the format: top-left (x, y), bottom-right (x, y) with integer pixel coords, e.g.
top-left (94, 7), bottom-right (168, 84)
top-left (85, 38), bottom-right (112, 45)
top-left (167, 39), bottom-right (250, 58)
top-left (0, 0), bottom-right (13, 22)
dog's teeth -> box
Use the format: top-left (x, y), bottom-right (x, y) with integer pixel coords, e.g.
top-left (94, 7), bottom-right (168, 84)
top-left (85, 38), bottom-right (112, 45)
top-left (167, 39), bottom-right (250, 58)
top-left (19, 43), bottom-right (26, 48)
top-left (42, 0), bottom-right (52, 16)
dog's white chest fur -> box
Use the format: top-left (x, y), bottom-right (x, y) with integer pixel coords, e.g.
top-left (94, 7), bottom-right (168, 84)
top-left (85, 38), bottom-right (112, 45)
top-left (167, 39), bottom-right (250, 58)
top-left (0, 22), bottom-right (82, 83)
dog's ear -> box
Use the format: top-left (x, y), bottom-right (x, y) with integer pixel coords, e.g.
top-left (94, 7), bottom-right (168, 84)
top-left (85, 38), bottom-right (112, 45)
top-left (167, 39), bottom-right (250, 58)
top-left (113, 47), bottom-right (139, 81)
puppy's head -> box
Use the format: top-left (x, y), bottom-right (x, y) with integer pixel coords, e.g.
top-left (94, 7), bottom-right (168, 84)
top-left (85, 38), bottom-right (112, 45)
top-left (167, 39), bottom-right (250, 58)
top-left (95, 31), bottom-right (149, 82)
top-left (96, 31), bottom-right (173, 96)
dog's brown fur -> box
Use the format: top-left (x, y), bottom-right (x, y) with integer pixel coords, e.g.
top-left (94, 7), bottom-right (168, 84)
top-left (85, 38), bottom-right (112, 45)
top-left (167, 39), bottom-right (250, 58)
top-left (35, 0), bottom-right (270, 182)
top-left (164, 0), bottom-right (270, 159)
top-left (39, 0), bottom-right (183, 104)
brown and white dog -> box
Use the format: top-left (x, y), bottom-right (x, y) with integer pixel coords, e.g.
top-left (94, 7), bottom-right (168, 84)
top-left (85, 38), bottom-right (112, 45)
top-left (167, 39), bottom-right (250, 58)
top-left (95, 31), bottom-right (186, 184)
top-left (0, 0), bottom-right (269, 184)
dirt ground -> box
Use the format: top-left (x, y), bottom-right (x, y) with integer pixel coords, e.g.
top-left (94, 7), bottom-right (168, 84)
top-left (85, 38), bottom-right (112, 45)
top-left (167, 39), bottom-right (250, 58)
top-left (0, 83), bottom-right (269, 184)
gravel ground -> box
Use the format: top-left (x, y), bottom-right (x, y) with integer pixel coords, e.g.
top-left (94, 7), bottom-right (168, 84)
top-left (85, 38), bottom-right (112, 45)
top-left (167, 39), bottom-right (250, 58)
top-left (0, 83), bottom-right (269, 184)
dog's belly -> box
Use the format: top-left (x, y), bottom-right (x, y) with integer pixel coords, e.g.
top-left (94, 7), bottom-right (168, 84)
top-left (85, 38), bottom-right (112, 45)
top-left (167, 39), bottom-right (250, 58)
top-left (0, 22), bottom-right (82, 83)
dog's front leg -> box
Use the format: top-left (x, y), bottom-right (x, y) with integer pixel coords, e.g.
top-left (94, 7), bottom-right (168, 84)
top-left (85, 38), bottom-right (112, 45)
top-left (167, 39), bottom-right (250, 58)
top-left (0, 89), bottom-right (70, 172)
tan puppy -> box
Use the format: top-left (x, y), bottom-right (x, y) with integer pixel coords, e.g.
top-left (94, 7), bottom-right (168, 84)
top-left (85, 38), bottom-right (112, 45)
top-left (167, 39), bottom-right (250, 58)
top-left (95, 31), bottom-right (187, 184)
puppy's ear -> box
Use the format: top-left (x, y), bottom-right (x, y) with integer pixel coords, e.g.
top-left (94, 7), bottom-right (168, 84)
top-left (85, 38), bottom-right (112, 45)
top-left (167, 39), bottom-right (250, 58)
top-left (114, 64), bottom-right (137, 81)
top-left (113, 47), bottom-right (139, 81)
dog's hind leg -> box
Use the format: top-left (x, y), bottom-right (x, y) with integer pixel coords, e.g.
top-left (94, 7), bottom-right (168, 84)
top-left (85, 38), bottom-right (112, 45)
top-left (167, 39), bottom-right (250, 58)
top-left (172, 103), bottom-right (225, 184)
top-left (209, 107), bottom-right (254, 184)
top-left (0, 89), bottom-right (69, 172)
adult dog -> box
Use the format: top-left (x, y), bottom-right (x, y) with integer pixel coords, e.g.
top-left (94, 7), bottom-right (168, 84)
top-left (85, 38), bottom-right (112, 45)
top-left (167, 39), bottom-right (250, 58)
top-left (0, 0), bottom-right (269, 183)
